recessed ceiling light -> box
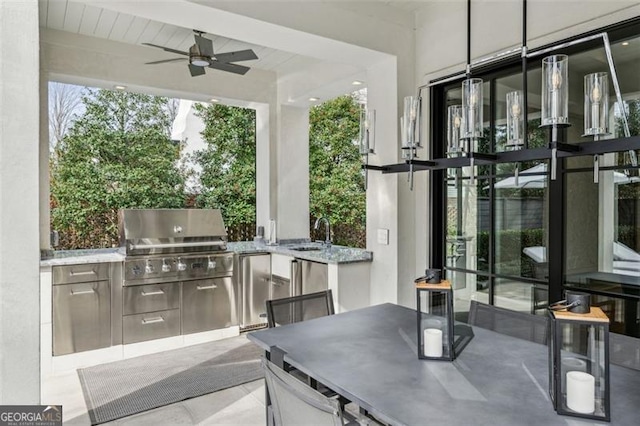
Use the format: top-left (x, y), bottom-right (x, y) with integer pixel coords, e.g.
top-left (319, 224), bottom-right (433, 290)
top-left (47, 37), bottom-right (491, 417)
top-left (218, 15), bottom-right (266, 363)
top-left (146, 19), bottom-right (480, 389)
top-left (621, 41), bottom-right (630, 46)
top-left (309, 97), bottom-right (320, 102)
top-left (210, 98), bottom-right (220, 103)
top-left (352, 80), bottom-right (364, 86)
top-left (114, 85), bottom-right (127, 91)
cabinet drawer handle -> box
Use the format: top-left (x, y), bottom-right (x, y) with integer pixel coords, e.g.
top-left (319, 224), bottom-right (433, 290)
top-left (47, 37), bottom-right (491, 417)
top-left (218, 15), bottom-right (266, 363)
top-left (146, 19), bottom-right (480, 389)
top-left (141, 290), bottom-right (165, 296)
top-left (71, 289), bottom-right (95, 296)
top-left (142, 317), bottom-right (164, 324)
top-left (271, 280), bottom-right (286, 287)
top-left (196, 284), bottom-right (217, 290)
top-left (70, 270), bottom-right (96, 276)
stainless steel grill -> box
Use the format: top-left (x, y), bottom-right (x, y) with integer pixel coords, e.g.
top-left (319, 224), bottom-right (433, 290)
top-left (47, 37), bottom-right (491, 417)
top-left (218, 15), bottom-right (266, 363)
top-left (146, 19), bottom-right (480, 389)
top-left (119, 209), bottom-right (234, 286)
top-left (118, 209), bottom-right (237, 343)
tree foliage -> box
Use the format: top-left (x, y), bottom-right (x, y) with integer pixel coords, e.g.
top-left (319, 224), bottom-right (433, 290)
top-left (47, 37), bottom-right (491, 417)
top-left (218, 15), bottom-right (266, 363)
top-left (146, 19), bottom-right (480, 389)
top-left (309, 95), bottom-right (365, 244)
top-left (50, 89), bottom-right (186, 248)
top-left (193, 104), bottom-right (256, 227)
top-left (49, 82), bottom-right (83, 149)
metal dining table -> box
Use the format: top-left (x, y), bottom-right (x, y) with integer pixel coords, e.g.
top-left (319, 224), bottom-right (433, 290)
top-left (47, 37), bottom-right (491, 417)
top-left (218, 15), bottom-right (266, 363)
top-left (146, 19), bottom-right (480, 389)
top-left (248, 303), bottom-right (640, 426)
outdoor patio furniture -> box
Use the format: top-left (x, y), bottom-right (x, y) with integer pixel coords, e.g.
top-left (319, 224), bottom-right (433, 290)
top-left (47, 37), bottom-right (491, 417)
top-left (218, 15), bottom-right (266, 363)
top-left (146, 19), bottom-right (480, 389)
top-left (266, 290), bottom-right (335, 328)
top-left (248, 303), bottom-right (640, 425)
top-left (468, 300), bottom-right (548, 344)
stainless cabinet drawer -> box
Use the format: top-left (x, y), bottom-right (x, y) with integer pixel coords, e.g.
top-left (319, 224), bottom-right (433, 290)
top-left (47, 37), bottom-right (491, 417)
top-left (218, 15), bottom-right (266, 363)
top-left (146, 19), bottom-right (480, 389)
top-left (53, 280), bottom-right (111, 355)
top-left (123, 283), bottom-right (180, 315)
top-left (123, 309), bottom-right (180, 344)
top-left (53, 263), bottom-right (109, 285)
top-left (182, 277), bottom-right (236, 334)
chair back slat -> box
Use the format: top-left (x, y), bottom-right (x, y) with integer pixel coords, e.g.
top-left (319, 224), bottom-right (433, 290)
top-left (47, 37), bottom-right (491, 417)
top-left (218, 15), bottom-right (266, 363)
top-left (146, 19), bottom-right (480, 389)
top-left (267, 290), bottom-right (335, 328)
top-left (262, 357), bottom-right (344, 426)
top-left (469, 300), bottom-right (549, 345)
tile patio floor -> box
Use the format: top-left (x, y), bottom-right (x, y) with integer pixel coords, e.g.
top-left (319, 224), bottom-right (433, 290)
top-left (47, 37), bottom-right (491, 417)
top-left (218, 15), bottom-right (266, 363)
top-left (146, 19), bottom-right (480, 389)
top-left (42, 340), bottom-right (267, 426)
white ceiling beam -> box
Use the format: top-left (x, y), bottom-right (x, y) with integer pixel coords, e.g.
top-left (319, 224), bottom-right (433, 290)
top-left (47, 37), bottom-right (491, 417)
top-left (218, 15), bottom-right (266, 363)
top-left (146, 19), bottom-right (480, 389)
top-left (86, 0), bottom-right (392, 67)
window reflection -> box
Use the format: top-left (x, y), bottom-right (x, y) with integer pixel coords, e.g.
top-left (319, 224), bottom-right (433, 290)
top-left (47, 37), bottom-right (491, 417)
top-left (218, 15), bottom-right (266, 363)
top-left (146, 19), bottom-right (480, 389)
top-left (495, 163), bottom-right (548, 279)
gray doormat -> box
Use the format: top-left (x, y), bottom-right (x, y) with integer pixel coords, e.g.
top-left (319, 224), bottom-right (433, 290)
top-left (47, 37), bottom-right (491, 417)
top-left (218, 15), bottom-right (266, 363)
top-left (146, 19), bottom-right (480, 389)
top-left (78, 335), bottom-right (263, 425)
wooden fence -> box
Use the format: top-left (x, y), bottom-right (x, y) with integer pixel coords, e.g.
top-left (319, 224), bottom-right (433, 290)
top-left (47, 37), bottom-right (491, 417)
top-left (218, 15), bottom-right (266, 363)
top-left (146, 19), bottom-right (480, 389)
top-left (226, 220), bottom-right (366, 248)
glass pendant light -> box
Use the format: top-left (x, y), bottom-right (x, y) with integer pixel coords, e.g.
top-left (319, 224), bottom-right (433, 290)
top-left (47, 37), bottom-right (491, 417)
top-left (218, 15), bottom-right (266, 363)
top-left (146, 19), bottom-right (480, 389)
top-left (541, 55), bottom-right (569, 126)
top-left (447, 105), bottom-right (463, 157)
top-left (506, 91), bottom-right (525, 150)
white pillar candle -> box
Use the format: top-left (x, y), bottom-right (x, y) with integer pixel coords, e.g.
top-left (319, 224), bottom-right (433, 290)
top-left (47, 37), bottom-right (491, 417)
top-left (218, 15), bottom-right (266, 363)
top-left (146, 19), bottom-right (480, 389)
top-left (566, 371), bottom-right (595, 414)
top-left (561, 357), bottom-right (587, 393)
top-left (423, 328), bottom-right (443, 357)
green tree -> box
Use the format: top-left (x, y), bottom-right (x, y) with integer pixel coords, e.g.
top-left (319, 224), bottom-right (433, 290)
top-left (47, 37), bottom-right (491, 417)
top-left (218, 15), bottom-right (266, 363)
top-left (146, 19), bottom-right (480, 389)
top-left (193, 104), bottom-right (256, 227)
top-left (51, 89), bottom-right (186, 249)
top-left (309, 95), bottom-right (365, 246)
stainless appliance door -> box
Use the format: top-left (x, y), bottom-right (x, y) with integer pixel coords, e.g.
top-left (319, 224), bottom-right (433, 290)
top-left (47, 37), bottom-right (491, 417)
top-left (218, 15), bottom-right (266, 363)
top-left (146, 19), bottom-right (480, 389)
top-left (182, 277), bottom-right (236, 334)
top-left (53, 280), bottom-right (111, 355)
top-left (270, 274), bottom-right (292, 301)
top-left (240, 254), bottom-right (271, 327)
top-left (300, 260), bottom-right (329, 294)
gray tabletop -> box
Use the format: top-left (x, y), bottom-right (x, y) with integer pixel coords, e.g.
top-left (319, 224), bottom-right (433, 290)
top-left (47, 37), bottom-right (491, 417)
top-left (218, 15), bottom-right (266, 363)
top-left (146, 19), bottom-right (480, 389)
top-left (248, 303), bottom-right (640, 426)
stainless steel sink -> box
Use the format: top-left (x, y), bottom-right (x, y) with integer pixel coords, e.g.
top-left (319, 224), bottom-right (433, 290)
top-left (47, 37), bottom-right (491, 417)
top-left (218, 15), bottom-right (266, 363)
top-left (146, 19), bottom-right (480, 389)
top-left (290, 246), bottom-right (323, 251)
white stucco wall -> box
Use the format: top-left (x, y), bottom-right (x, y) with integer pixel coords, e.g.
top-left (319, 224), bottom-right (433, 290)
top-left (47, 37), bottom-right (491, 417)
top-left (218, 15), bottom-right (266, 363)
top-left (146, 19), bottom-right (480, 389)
top-left (416, 1), bottom-right (640, 82)
top-left (277, 105), bottom-right (310, 240)
top-left (0, 0), bottom-right (41, 404)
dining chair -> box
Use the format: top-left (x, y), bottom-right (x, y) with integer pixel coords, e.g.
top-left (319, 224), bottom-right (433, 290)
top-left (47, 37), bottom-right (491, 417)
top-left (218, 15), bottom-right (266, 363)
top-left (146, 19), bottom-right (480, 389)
top-left (468, 300), bottom-right (548, 344)
top-left (261, 357), bottom-right (358, 426)
top-left (265, 290), bottom-right (354, 410)
top-left (266, 290), bottom-right (335, 328)
top-left (610, 332), bottom-right (640, 371)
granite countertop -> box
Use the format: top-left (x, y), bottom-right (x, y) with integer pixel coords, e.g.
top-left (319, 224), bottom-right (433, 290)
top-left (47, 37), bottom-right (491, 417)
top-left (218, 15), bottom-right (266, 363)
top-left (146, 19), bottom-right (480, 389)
top-left (41, 241), bottom-right (372, 267)
top-left (40, 248), bottom-right (125, 267)
top-left (227, 241), bottom-right (373, 264)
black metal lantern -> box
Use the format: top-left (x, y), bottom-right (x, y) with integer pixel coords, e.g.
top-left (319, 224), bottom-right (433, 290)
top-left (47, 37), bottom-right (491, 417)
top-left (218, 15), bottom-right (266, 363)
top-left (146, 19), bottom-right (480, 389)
top-left (416, 279), bottom-right (455, 361)
top-left (548, 306), bottom-right (610, 421)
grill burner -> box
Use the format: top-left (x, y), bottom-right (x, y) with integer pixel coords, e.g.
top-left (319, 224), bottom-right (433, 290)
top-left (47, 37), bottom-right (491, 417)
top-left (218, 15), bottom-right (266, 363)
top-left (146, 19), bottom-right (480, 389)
top-left (119, 209), bottom-right (233, 285)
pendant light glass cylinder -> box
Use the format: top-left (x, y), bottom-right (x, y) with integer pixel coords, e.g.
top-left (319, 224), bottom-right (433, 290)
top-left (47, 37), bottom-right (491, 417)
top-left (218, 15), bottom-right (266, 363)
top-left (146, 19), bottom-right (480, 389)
top-left (541, 55), bottom-right (569, 126)
top-left (461, 78), bottom-right (483, 140)
top-left (402, 95), bottom-right (421, 149)
top-left (359, 107), bottom-right (375, 154)
top-left (447, 105), bottom-right (463, 156)
top-left (583, 72), bottom-right (609, 136)
top-left (506, 90), bottom-right (525, 150)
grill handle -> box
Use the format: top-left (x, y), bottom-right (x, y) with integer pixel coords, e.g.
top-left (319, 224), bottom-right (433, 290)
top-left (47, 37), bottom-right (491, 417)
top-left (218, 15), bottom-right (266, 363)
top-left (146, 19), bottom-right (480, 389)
top-left (141, 290), bottom-right (165, 296)
top-left (129, 241), bottom-right (225, 250)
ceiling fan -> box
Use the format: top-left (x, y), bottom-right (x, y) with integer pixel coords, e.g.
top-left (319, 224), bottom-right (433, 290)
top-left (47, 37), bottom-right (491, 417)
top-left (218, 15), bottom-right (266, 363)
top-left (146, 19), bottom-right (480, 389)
top-left (143, 30), bottom-right (258, 77)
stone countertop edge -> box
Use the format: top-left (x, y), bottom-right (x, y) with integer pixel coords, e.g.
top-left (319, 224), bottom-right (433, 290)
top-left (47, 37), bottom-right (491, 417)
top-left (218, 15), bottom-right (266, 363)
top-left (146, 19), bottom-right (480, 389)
top-left (41, 242), bottom-right (373, 266)
top-left (40, 248), bottom-right (125, 267)
top-left (227, 241), bottom-right (373, 265)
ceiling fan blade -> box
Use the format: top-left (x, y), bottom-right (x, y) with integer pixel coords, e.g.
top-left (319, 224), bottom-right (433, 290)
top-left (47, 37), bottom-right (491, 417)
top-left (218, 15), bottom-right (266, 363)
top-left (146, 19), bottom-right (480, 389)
top-left (142, 42), bottom-right (189, 56)
top-left (194, 34), bottom-right (214, 57)
top-left (189, 63), bottom-right (206, 77)
top-left (145, 58), bottom-right (187, 65)
top-left (214, 49), bottom-right (259, 63)
top-left (208, 61), bottom-right (250, 75)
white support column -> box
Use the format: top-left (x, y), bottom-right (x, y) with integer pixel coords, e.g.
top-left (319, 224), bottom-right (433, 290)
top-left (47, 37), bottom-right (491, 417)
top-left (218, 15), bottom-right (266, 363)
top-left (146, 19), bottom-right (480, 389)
top-left (255, 104), bottom-right (275, 234)
top-left (277, 105), bottom-right (310, 240)
top-left (366, 57), bottom-right (399, 305)
top-left (0, 0), bottom-right (41, 403)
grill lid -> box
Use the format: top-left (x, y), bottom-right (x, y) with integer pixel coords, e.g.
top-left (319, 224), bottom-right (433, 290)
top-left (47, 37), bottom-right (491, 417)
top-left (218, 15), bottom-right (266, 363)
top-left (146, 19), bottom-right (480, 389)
top-left (119, 209), bottom-right (228, 256)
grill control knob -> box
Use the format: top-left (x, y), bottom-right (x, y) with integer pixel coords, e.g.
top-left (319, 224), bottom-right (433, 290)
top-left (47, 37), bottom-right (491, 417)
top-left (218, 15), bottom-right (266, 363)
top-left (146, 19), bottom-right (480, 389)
top-left (207, 256), bottom-right (217, 270)
top-left (145, 260), bottom-right (154, 274)
top-left (177, 258), bottom-right (187, 272)
top-left (132, 265), bottom-right (142, 276)
top-left (162, 259), bottom-right (171, 273)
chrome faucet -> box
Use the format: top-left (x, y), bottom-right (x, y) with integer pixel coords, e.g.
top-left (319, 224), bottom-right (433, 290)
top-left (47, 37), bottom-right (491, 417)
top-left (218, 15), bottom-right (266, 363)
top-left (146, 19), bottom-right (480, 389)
top-left (314, 217), bottom-right (332, 247)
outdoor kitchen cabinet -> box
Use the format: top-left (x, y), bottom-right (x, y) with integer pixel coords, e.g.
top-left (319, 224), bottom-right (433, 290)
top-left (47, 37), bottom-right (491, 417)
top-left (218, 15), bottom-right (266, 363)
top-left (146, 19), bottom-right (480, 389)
top-left (122, 283), bottom-right (181, 344)
top-left (182, 277), bottom-right (236, 334)
top-left (52, 263), bottom-right (111, 355)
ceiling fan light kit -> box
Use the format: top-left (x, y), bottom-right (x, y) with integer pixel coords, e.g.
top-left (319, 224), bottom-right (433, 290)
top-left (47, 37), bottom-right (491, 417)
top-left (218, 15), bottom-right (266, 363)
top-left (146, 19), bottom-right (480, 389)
top-left (144, 30), bottom-right (258, 77)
